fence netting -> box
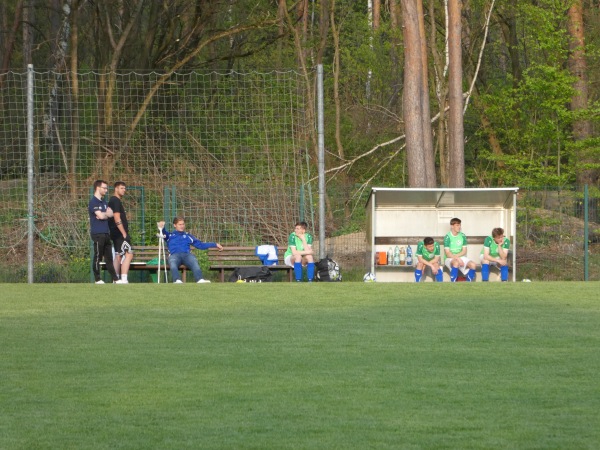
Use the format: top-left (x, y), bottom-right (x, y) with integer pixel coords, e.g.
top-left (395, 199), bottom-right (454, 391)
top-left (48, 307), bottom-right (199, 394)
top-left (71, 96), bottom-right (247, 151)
top-left (0, 69), bottom-right (598, 282)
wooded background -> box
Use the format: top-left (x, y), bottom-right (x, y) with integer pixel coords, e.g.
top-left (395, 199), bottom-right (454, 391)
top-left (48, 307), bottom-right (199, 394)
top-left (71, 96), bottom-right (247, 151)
top-left (1, 0), bottom-right (599, 281)
top-left (3, 1), bottom-right (599, 188)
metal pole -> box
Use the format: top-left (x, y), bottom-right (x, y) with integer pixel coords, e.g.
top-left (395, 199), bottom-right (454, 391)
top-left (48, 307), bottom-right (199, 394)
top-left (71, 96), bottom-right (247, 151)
top-left (584, 185), bottom-right (589, 281)
top-left (164, 186), bottom-right (170, 224)
top-left (27, 64), bottom-right (35, 284)
top-left (317, 64), bottom-right (326, 259)
top-left (512, 189), bottom-right (518, 282)
top-left (171, 186), bottom-right (177, 219)
top-left (299, 185), bottom-right (305, 222)
top-left (138, 186), bottom-right (145, 246)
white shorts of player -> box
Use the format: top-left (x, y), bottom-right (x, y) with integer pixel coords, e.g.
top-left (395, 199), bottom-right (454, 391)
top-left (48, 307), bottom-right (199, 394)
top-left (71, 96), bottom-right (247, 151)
top-left (444, 256), bottom-right (472, 275)
top-left (285, 255), bottom-right (311, 267)
top-left (479, 254), bottom-right (500, 266)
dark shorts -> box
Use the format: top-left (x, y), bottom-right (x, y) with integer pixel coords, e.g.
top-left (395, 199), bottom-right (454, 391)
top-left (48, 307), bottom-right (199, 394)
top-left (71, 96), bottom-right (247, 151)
top-left (112, 235), bottom-right (133, 255)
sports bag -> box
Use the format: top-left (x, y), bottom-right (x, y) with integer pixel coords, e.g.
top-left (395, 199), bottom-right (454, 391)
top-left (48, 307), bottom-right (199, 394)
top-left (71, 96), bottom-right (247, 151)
top-left (316, 256), bottom-right (341, 282)
top-left (228, 266), bottom-right (273, 283)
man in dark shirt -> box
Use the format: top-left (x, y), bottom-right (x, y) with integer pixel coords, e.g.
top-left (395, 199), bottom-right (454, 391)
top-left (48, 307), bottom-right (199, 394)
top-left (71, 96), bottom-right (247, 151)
top-left (88, 180), bottom-right (120, 284)
top-left (108, 181), bottom-right (133, 283)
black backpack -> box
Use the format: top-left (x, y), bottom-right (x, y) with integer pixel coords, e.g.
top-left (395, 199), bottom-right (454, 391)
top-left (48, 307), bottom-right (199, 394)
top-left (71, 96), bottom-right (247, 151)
top-left (228, 266), bottom-right (273, 282)
top-left (316, 257), bottom-right (341, 282)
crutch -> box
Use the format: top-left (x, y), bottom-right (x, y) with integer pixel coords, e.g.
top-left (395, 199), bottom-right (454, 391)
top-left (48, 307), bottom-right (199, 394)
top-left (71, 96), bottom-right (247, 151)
top-left (157, 227), bottom-right (168, 283)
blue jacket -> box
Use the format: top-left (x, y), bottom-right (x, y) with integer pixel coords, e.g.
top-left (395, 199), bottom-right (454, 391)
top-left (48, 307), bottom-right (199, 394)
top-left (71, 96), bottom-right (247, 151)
top-left (161, 229), bottom-right (217, 254)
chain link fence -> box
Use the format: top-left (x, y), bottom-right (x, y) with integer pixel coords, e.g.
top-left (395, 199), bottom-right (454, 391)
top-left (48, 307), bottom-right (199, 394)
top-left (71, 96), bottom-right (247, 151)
top-left (1, 69), bottom-right (598, 282)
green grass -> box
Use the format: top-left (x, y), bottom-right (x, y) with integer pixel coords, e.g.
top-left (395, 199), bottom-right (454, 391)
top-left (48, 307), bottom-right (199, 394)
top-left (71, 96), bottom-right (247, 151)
top-left (1, 283), bottom-right (599, 449)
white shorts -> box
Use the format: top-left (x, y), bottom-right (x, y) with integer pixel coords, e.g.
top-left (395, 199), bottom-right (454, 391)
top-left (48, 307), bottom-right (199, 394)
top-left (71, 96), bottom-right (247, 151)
top-left (445, 256), bottom-right (472, 275)
top-left (285, 255), bottom-right (312, 267)
top-left (479, 254), bottom-right (498, 266)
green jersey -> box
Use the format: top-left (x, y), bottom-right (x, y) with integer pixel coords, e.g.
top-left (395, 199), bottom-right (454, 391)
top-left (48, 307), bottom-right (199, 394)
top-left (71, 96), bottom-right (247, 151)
top-left (444, 231), bottom-right (468, 255)
top-left (481, 235), bottom-right (510, 257)
top-left (416, 241), bottom-right (440, 262)
top-left (284, 232), bottom-right (313, 258)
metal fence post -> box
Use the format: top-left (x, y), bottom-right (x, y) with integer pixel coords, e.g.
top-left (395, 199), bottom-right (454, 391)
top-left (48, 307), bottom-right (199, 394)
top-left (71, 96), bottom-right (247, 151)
top-left (584, 185), bottom-right (589, 281)
top-left (317, 64), bottom-right (325, 259)
top-left (27, 64), bottom-right (35, 284)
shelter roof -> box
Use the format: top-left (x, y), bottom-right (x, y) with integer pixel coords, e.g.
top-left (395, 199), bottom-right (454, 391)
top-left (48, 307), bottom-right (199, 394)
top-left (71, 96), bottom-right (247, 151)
top-left (368, 188), bottom-right (519, 209)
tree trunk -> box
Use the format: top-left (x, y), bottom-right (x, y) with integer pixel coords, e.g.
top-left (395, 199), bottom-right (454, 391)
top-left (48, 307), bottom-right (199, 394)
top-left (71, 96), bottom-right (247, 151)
top-left (373, 0), bottom-right (380, 28)
top-left (315, 0), bottom-right (330, 65)
top-left (388, 0), bottom-right (402, 112)
top-left (429, 0), bottom-right (449, 186)
top-left (0, 0), bottom-right (23, 74)
top-left (22, 0), bottom-right (35, 67)
top-left (69, 0), bottom-right (80, 196)
top-left (330, 0), bottom-right (344, 159)
top-left (497, 0), bottom-right (521, 87)
top-left (366, 0), bottom-right (374, 101)
top-left (447, 0), bottom-right (465, 187)
top-left (417, 0), bottom-right (436, 187)
top-left (401, 0), bottom-right (427, 187)
top-left (0, 0), bottom-right (24, 108)
top-left (567, 0), bottom-right (597, 186)
top-left (277, 0), bottom-right (286, 66)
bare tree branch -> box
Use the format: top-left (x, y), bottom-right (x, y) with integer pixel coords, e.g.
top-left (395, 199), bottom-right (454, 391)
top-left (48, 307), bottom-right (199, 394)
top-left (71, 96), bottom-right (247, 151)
top-left (464, 0), bottom-right (496, 114)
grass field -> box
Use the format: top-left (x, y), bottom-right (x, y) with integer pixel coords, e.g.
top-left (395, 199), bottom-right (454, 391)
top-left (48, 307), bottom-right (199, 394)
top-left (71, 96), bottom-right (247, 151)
top-left (1, 283), bottom-right (599, 449)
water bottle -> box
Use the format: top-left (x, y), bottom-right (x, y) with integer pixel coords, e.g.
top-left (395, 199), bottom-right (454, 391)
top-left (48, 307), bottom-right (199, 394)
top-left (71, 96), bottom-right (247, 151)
top-left (399, 246), bottom-right (406, 265)
top-left (387, 247), bottom-right (393, 265)
top-left (393, 246), bottom-right (400, 265)
top-left (406, 245), bottom-right (413, 266)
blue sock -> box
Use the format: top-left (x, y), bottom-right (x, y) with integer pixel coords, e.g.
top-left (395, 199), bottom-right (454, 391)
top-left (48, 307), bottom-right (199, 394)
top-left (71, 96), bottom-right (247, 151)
top-left (501, 265), bottom-right (509, 281)
top-left (467, 269), bottom-right (476, 282)
top-left (481, 264), bottom-right (490, 281)
top-left (415, 269), bottom-right (422, 282)
top-left (307, 263), bottom-right (315, 281)
top-left (436, 270), bottom-right (444, 282)
top-left (294, 262), bottom-right (302, 281)
top-left (450, 267), bottom-right (458, 282)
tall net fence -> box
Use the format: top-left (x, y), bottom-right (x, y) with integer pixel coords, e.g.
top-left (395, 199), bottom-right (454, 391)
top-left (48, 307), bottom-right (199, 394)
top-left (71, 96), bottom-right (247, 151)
top-left (0, 69), bottom-right (312, 282)
top-left (1, 69), bottom-right (598, 282)
top-left (516, 187), bottom-right (599, 281)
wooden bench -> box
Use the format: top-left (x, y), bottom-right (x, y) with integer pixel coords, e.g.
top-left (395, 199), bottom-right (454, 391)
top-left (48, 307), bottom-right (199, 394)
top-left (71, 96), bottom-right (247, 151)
top-left (374, 236), bottom-right (489, 267)
top-left (100, 245), bottom-right (192, 282)
top-left (208, 246), bottom-right (293, 282)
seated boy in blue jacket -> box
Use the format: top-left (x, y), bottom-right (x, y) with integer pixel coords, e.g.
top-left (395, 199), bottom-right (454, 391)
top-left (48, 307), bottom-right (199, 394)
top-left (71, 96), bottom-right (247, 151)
top-left (157, 218), bottom-right (223, 283)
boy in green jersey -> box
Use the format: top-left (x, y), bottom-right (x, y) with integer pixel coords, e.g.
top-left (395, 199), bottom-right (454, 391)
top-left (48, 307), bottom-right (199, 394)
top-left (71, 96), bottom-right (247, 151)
top-left (415, 237), bottom-right (443, 282)
top-left (480, 227), bottom-right (510, 281)
top-left (444, 217), bottom-right (477, 282)
top-left (284, 221), bottom-right (315, 281)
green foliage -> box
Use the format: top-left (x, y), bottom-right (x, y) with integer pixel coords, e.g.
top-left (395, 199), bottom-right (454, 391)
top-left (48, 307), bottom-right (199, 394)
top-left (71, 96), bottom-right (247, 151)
top-left (476, 65), bottom-right (577, 186)
top-left (518, 0), bottom-right (571, 65)
top-left (0, 257), bottom-right (90, 283)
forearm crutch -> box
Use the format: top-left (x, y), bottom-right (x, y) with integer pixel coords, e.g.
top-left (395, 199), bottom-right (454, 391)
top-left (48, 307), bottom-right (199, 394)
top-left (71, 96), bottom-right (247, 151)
top-left (157, 228), bottom-right (168, 283)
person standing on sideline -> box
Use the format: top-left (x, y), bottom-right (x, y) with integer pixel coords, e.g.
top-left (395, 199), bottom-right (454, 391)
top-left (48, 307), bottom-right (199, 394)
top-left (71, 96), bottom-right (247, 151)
top-left (415, 237), bottom-right (444, 282)
top-left (157, 218), bottom-right (223, 283)
top-left (88, 180), bottom-right (120, 284)
top-left (444, 217), bottom-right (477, 282)
top-left (284, 221), bottom-right (315, 282)
top-left (480, 227), bottom-right (510, 282)
top-left (108, 181), bottom-right (134, 283)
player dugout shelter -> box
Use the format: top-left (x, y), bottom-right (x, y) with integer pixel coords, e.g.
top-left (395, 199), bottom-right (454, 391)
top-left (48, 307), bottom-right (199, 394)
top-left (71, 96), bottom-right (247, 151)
top-left (365, 188), bottom-right (519, 282)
